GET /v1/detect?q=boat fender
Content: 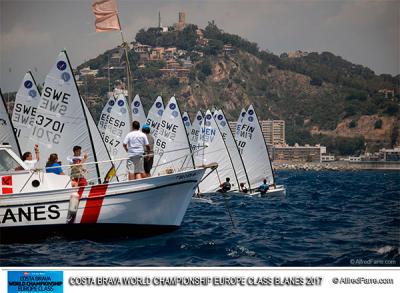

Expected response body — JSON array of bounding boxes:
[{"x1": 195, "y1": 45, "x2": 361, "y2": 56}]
[{"x1": 67, "y1": 191, "x2": 80, "y2": 224}]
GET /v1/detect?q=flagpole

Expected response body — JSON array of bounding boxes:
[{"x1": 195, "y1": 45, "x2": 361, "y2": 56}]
[{"x1": 116, "y1": 14, "x2": 133, "y2": 126}]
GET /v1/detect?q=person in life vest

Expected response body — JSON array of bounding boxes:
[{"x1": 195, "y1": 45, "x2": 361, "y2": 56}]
[
  {"x1": 258, "y1": 179, "x2": 269, "y2": 195},
  {"x1": 67, "y1": 145, "x2": 88, "y2": 187},
  {"x1": 218, "y1": 177, "x2": 231, "y2": 193},
  {"x1": 45, "y1": 153, "x2": 65, "y2": 175}
]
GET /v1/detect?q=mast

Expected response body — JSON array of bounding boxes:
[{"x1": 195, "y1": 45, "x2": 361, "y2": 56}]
[{"x1": 116, "y1": 14, "x2": 133, "y2": 126}]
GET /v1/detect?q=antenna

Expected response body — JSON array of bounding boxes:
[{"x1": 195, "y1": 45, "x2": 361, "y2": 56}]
[{"x1": 158, "y1": 11, "x2": 161, "y2": 28}]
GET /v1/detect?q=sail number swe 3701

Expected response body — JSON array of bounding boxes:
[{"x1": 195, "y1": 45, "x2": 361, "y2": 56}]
[{"x1": 32, "y1": 115, "x2": 65, "y2": 144}]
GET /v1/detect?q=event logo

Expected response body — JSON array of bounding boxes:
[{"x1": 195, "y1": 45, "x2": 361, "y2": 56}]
[
  {"x1": 183, "y1": 116, "x2": 188, "y2": 121},
  {"x1": 24, "y1": 80, "x2": 33, "y2": 89},
  {"x1": 29, "y1": 90, "x2": 37, "y2": 98},
  {"x1": 185, "y1": 122, "x2": 190, "y2": 127},
  {"x1": 132, "y1": 108, "x2": 139, "y2": 114},
  {"x1": 220, "y1": 121, "x2": 226, "y2": 127},
  {"x1": 157, "y1": 109, "x2": 163, "y2": 116},
  {"x1": 133, "y1": 101, "x2": 140, "y2": 107},
  {"x1": 172, "y1": 110, "x2": 179, "y2": 118},
  {"x1": 206, "y1": 114, "x2": 212, "y2": 120},
  {"x1": 248, "y1": 109, "x2": 254, "y2": 115},
  {"x1": 108, "y1": 100, "x2": 115, "y2": 106},
  {"x1": 156, "y1": 102, "x2": 162, "y2": 109},
  {"x1": 197, "y1": 115, "x2": 202, "y2": 121},
  {"x1": 117, "y1": 100, "x2": 125, "y2": 107},
  {"x1": 56, "y1": 61, "x2": 67, "y2": 71},
  {"x1": 241, "y1": 111, "x2": 246, "y2": 117},
  {"x1": 248, "y1": 116, "x2": 254, "y2": 122},
  {"x1": 169, "y1": 103, "x2": 176, "y2": 110},
  {"x1": 8, "y1": 271, "x2": 63, "y2": 293},
  {"x1": 61, "y1": 72, "x2": 70, "y2": 82},
  {"x1": 217, "y1": 114, "x2": 223, "y2": 121}
]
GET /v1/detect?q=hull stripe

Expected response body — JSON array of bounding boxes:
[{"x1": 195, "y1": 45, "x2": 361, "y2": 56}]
[{"x1": 80, "y1": 184, "x2": 108, "y2": 223}]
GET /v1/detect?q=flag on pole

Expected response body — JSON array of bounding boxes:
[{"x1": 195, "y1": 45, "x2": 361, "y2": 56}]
[{"x1": 92, "y1": 0, "x2": 121, "y2": 32}]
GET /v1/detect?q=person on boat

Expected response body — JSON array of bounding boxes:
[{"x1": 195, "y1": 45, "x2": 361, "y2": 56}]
[
  {"x1": 123, "y1": 120, "x2": 150, "y2": 180},
  {"x1": 20, "y1": 144, "x2": 40, "y2": 170},
  {"x1": 218, "y1": 177, "x2": 231, "y2": 193},
  {"x1": 45, "y1": 153, "x2": 65, "y2": 175},
  {"x1": 67, "y1": 145, "x2": 88, "y2": 186},
  {"x1": 240, "y1": 182, "x2": 248, "y2": 193},
  {"x1": 142, "y1": 123, "x2": 154, "y2": 178},
  {"x1": 258, "y1": 179, "x2": 269, "y2": 195}
]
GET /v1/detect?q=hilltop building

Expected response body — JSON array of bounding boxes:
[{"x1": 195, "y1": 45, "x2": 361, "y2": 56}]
[{"x1": 174, "y1": 12, "x2": 187, "y2": 31}]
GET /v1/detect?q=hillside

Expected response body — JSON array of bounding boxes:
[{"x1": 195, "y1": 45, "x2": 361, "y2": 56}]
[{"x1": 73, "y1": 22, "x2": 400, "y2": 155}]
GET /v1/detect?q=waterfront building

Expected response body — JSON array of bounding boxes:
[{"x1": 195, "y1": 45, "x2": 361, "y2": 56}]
[{"x1": 273, "y1": 144, "x2": 324, "y2": 163}]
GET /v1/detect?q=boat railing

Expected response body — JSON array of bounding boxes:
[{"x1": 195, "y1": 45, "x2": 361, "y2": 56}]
[{"x1": 20, "y1": 145, "x2": 210, "y2": 188}]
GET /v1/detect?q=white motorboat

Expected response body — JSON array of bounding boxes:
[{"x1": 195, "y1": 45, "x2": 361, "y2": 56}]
[{"x1": 0, "y1": 145, "x2": 207, "y2": 242}]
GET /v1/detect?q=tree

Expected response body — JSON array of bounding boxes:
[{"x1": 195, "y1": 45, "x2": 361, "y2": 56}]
[{"x1": 168, "y1": 77, "x2": 180, "y2": 89}]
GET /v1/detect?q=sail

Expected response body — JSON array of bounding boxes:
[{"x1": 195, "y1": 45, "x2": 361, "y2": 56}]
[
  {"x1": 215, "y1": 109, "x2": 250, "y2": 190},
  {"x1": 97, "y1": 93, "x2": 130, "y2": 177},
  {"x1": 31, "y1": 50, "x2": 112, "y2": 183},
  {"x1": 182, "y1": 111, "x2": 191, "y2": 134},
  {"x1": 197, "y1": 110, "x2": 238, "y2": 193},
  {"x1": 152, "y1": 96, "x2": 192, "y2": 175},
  {"x1": 82, "y1": 100, "x2": 116, "y2": 180},
  {"x1": 0, "y1": 91, "x2": 21, "y2": 156},
  {"x1": 236, "y1": 105, "x2": 275, "y2": 187},
  {"x1": 189, "y1": 111, "x2": 203, "y2": 151},
  {"x1": 131, "y1": 94, "x2": 146, "y2": 126},
  {"x1": 146, "y1": 96, "x2": 164, "y2": 138},
  {"x1": 11, "y1": 72, "x2": 41, "y2": 155},
  {"x1": 234, "y1": 108, "x2": 247, "y2": 138}
]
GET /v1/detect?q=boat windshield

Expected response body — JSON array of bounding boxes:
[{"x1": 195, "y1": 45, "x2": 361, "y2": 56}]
[{"x1": 0, "y1": 149, "x2": 23, "y2": 172}]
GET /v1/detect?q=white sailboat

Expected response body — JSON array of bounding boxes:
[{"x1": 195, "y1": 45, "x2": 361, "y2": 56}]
[
  {"x1": 214, "y1": 109, "x2": 250, "y2": 191},
  {"x1": 0, "y1": 91, "x2": 21, "y2": 156},
  {"x1": 196, "y1": 110, "x2": 238, "y2": 193},
  {"x1": 0, "y1": 145, "x2": 207, "y2": 243},
  {"x1": 235, "y1": 105, "x2": 286, "y2": 196},
  {"x1": 152, "y1": 96, "x2": 193, "y2": 175},
  {"x1": 146, "y1": 96, "x2": 164, "y2": 138},
  {"x1": 31, "y1": 50, "x2": 113, "y2": 183},
  {"x1": 11, "y1": 72, "x2": 41, "y2": 155},
  {"x1": 131, "y1": 94, "x2": 146, "y2": 126}
]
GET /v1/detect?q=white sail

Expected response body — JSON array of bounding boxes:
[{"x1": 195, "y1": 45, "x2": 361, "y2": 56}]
[
  {"x1": 146, "y1": 96, "x2": 164, "y2": 137},
  {"x1": 236, "y1": 105, "x2": 275, "y2": 187},
  {"x1": 131, "y1": 94, "x2": 146, "y2": 126},
  {"x1": 197, "y1": 110, "x2": 237, "y2": 193},
  {"x1": 83, "y1": 100, "x2": 117, "y2": 180},
  {"x1": 31, "y1": 50, "x2": 112, "y2": 183},
  {"x1": 11, "y1": 72, "x2": 41, "y2": 155},
  {"x1": 152, "y1": 96, "x2": 192, "y2": 175},
  {"x1": 189, "y1": 111, "x2": 203, "y2": 151},
  {"x1": 0, "y1": 91, "x2": 21, "y2": 155},
  {"x1": 97, "y1": 93, "x2": 130, "y2": 177},
  {"x1": 215, "y1": 109, "x2": 250, "y2": 190},
  {"x1": 234, "y1": 108, "x2": 247, "y2": 138}
]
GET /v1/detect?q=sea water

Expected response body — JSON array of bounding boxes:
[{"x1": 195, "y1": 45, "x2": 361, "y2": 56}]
[{"x1": 1, "y1": 170, "x2": 399, "y2": 266}]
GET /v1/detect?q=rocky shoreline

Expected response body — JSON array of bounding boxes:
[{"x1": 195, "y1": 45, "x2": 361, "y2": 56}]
[{"x1": 273, "y1": 161, "x2": 400, "y2": 171}]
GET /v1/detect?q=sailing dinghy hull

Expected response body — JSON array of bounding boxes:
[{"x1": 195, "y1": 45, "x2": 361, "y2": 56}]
[{"x1": 0, "y1": 168, "x2": 205, "y2": 243}]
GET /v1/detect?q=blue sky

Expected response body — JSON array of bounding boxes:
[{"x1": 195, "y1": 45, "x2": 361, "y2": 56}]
[{"x1": 1, "y1": 0, "x2": 398, "y2": 92}]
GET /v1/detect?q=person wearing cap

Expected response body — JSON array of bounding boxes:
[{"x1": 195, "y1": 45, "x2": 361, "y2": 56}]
[{"x1": 142, "y1": 123, "x2": 154, "y2": 177}]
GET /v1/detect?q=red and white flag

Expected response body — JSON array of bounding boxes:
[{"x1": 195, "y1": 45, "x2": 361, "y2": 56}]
[{"x1": 92, "y1": 0, "x2": 121, "y2": 32}]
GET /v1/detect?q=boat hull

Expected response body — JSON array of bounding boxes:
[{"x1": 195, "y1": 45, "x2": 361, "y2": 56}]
[{"x1": 0, "y1": 168, "x2": 205, "y2": 242}]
